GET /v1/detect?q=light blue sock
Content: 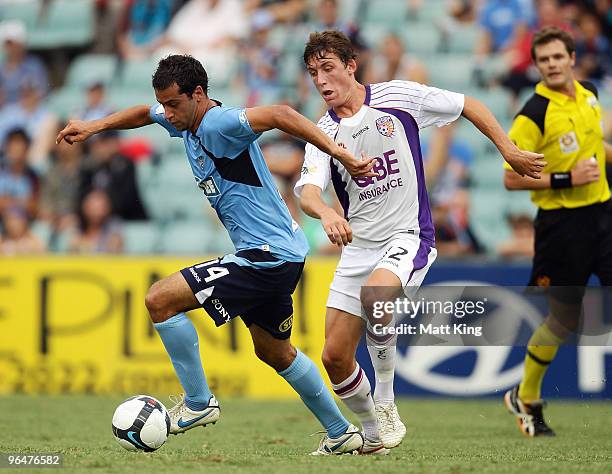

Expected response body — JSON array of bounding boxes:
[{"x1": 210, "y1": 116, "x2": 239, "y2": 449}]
[
  {"x1": 154, "y1": 313, "x2": 212, "y2": 410},
  {"x1": 278, "y1": 349, "x2": 350, "y2": 438}
]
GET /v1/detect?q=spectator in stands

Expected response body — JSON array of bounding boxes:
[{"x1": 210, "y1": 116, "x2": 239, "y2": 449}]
[
  {"x1": 0, "y1": 80, "x2": 58, "y2": 170},
  {"x1": 117, "y1": 0, "x2": 174, "y2": 60},
  {"x1": 156, "y1": 0, "x2": 247, "y2": 76},
  {"x1": 0, "y1": 205, "x2": 46, "y2": 255},
  {"x1": 245, "y1": 0, "x2": 307, "y2": 25},
  {"x1": 39, "y1": 135, "x2": 83, "y2": 233},
  {"x1": 79, "y1": 130, "x2": 148, "y2": 221},
  {"x1": 364, "y1": 33, "x2": 428, "y2": 85},
  {"x1": 432, "y1": 190, "x2": 482, "y2": 257},
  {"x1": 0, "y1": 20, "x2": 48, "y2": 106},
  {"x1": 239, "y1": 14, "x2": 282, "y2": 106},
  {"x1": 497, "y1": 213, "x2": 535, "y2": 258},
  {"x1": 574, "y1": 11, "x2": 610, "y2": 85},
  {"x1": 69, "y1": 189, "x2": 123, "y2": 254},
  {"x1": 475, "y1": 0, "x2": 531, "y2": 58},
  {"x1": 0, "y1": 128, "x2": 39, "y2": 217},
  {"x1": 77, "y1": 80, "x2": 114, "y2": 122}
]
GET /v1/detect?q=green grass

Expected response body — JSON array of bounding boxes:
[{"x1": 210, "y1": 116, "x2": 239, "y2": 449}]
[{"x1": 0, "y1": 396, "x2": 610, "y2": 473}]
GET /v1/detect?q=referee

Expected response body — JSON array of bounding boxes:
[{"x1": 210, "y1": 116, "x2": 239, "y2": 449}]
[{"x1": 502, "y1": 27, "x2": 612, "y2": 437}]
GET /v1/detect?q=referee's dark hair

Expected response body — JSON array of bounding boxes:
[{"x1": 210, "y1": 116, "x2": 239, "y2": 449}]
[
  {"x1": 531, "y1": 26, "x2": 576, "y2": 60},
  {"x1": 303, "y1": 30, "x2": 357, "y2": 67},
  {"x1": 152, "y1": 55, "x2": 209, "y2": 97}
]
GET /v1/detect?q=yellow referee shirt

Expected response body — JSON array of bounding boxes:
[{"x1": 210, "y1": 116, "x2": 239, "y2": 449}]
[{"x1": 506, "y1": 80, "x2": 609, "y2": 210}]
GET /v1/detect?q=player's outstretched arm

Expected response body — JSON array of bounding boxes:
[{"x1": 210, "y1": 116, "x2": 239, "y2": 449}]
[
  {"x1": 300, "y1": 184, "x2": 352, "y2": 247},
  {"x1": 504, "y1": 158, "x2": 600, "y2": 190},
  {"x1": 461, "y1": 96, "x2": 546, "y2": 179},
  {"x1": 56, "y1": 105, "x2": 153, "y2": 145},
  {"x1": 246, "y1": 105, "x2": 376, "y2": 178}
]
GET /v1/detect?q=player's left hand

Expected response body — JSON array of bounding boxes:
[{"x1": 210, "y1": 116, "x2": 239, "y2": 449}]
[
  {"x1": 333, "y1": 147, "x2": 377, "y2": 178},
  {"x1": 504, "y1": 148, "x2": 546, "y2": 179},
  {"x1": 55, "y1": 119, "x2": 98, "y2": 145}
]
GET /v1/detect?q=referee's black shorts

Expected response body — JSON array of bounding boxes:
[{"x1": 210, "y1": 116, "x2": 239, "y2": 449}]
[{"x1": 529, "y1": 200, "x2": 612, "y2": 300}]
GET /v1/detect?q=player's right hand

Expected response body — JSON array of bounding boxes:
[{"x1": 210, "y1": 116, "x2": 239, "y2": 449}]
[
  {"x1": 55, "y1": 120, "x2": 97, "y2": 145},
  {"x1": 333, "y1": 147, "x2": 377, "y2": 178},
  {"x1": 571, "y1": 158, "x2": 600, "y2": 186},
  {"x1": 320, "y1": 209, "x2": 352, "y2": 247}
]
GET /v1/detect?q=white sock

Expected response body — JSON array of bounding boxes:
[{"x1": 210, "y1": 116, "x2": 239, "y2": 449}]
[
  {"x1": 366, "y1": 323, "x2": 397, "y2": 404},
  {"x1": 331, "y1": 363, "x2": 380, "y2": 442}
]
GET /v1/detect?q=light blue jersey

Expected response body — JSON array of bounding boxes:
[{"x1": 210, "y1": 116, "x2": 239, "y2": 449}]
[{"x1": 150, "y1": 103, "x2": 309, "y2": 263}]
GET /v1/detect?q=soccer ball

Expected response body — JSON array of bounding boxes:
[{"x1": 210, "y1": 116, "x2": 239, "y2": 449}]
[{"x1": 112, "y1": 395, "x2": 170, "y2": 452}]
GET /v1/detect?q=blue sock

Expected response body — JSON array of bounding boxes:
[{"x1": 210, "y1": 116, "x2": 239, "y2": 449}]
[
  {"x1": 278, "y1": 349, "x2": 349, "y2": 438},
  {"x1": 154, "y1": 313, "x2": 212, "y2": 410}
]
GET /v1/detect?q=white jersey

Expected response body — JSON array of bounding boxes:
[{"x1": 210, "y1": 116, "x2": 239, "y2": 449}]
[{"x1": 294, "y1": 80, "x2": 464, "y2": 248}]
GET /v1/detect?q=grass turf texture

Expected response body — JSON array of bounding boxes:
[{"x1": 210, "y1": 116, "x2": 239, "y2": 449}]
[{"x1": 0, "y1": 396, "x2": 610, "y2": 473}]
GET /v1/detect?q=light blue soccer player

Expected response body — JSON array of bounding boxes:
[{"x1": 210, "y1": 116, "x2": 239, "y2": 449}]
[{"x1": 56, "y1": 54, "x2": 376, "y2": 455}]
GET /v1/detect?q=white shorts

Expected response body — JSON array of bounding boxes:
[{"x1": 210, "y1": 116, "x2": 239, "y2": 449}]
[{"x1": 326, "y1": 234, "x2": 437, "y2": 319}]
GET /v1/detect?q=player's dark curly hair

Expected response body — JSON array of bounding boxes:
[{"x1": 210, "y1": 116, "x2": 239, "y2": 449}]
[
  {"x1": 531, "y1": 27, "x2": 575, "y2": 60},
  {"x1": 303, "y1": 30, "x2": 357, "y2": 66},
  {"x1": 152, "y1": 55, "x2": 209, "y2": 96}
]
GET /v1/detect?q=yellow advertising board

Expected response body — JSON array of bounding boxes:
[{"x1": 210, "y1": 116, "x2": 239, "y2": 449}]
[{"x1": 0, "y1": 256, "x2": 336, "y2": 398}]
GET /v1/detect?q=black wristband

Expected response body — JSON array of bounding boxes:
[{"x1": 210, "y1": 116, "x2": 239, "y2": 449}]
[{"x1": 550, "y1": 172, "x2": 572, "y2": 189}]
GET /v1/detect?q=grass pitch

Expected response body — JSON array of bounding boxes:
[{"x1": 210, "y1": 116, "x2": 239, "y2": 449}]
[{"x1": 0, "y1": 396, "x2": 610, "y2": 473}]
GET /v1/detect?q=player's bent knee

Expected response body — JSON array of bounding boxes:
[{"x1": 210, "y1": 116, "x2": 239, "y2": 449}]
[
  {"x1": 145, "y1": 282, "x2": 174, "y2": 323},
  {"x1": 254, "y1": 343, "x2": 296, "y2": 372},
  {"x1": 321, "y1": 345, "x2": 352, "y2": 376}
]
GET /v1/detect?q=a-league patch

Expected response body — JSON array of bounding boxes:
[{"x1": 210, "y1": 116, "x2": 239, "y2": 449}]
[
  {"x1": 559, "y1": 131, "x2": 579, "y2": 154},
  {"x1": 375, "y1": 116, "x2": 395, "y2": 137}
]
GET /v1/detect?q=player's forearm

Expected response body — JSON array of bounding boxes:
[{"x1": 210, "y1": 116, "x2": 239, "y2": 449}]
[
  {"x1": 278, "y1": 106, "x2": 341, "y2": 157},
  {"x1": 504, "y1": 170, "x2": 551, "y2": 190},
  {"x1": 299, "y1": 185, "x2": 333, "y2": 220},
  {"x1": 462, "y1": 96, "x2": 516, "y2": 157},
  {"x1": 93, "y1": 105, "x2": 153, "y2": 133}
]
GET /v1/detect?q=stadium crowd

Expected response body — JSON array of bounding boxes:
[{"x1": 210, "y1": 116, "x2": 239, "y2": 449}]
[{"x1": 0, "y1": 0, "x2": 610, "y2": 257}]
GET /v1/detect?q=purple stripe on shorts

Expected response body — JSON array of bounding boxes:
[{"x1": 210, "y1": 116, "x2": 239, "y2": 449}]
[
  {"x1": 334, "y1": 368, "x2": 363, "y2": 396},
  {"x1": 373, "y1": 107, "x2": 435, "y2": 245},
  {"x1": 330, "y1": 158, "x2": 350, "y2": 219},
  {"x1": 408, "y1": 239, "x2": 431, "y2": 283}
]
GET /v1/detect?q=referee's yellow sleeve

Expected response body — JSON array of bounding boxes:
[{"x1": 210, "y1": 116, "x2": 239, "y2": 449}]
[{"x1": 504, "y1": 115, "x2": 543, "y2": 171}]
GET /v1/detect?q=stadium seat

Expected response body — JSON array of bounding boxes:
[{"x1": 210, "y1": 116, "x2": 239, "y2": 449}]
[
  {"x1": 410, "y1": 0, "x2": 447, "y2": 22},
  {"x1": 108, "y1": 88, "x2": 154, "y2": 110},
  {"x1": 122, "y1": 222, "x2": 160, "y2": 254},
  {"x1": 65, "y1": 54, "x2": 118, "y2": 90},
  {"x1": 467, "y1": 88, "x2": 513, "y2": 122},
  {"x1": 117, "y1": 59, "x2": 158, "y2": 90},
  {"x1": 46, "y1": 87, "x2": 84, "y2": 121},
  {"x1": 158, "y1": 219, "x2": 232, "y2": 255},
  {"x1": 470, "y1": 154, "x2": 505, "y2": 190},
  {"x1": 27, "y1": 0, "x2": 95, "y2": 48},
  {"x1": 0, "y1": 0, "x2": 40, "y2": 29},
  {"x1": 403, "y1": 23, "x2": 442, "y2": 55},
  {"x1": 469, "y1": 189, "x2": 512, "y2": 252},
  {"x1": 278, "y1": 54, "x2": 303, "y2": 87},
  {"x1": 424, "y1": 54, "x2": 475, "y2": 90},
  {"x1": 440, "y1": 25, "x2": 480, "y2": 54},
  {"x1": 363, "y1": 0, "x2": 408, "y2": 27}
]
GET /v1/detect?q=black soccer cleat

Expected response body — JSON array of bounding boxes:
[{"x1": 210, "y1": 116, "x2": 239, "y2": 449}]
[{"x1": 504, "y1": 385, "x2": 556, "y2": 437}]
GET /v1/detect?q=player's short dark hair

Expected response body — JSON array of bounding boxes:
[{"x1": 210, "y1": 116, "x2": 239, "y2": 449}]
[
  {"x1": 152, "y1": 54, "x2": 209, "y2": 96},
  {"x1": 303, "y1": 30, "x2": 357, "y2": 67},
  {"x1": 531, "y1": 27, "x2": 575, "y2": 60}
]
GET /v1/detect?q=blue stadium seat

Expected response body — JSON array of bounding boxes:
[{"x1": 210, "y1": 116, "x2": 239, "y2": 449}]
[
  {"x1": 122, "y1": 222, "x2": 160, "y2": 254},
  {"x1": 28, "y1": 0, "x2": 95, "y2": 48},
  {"x1": 363, "y1": 0, "x2": 408, "y2": 27},
  {"x1": 403, "y1": 23, "x2": 442, "y2": 55},
  {"x1": 158, "y1": 219, "x2": 232, "y2": 255},
  {"x1": 424, "y1": 54, "x2": 474, "y2": 90},
  {"x1": 65, "y1": 55, "x2": 118, "y2": 90}
]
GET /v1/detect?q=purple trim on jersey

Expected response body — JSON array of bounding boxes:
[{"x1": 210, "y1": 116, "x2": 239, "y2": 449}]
[
  {"x1": 375, "y1": 107, "x2": 435, "y2": 245},
  {"x1": 328, "y1": 108, "x2": 341, "y2": 123},
  {"x1": 408, "y1": 239, "x2": 431, "y2": 283},
  {"x1": 327, "y1": 85, "x2": 371, "y2": 122},
  {"x1": 330, "y1": 158, "x2": 350, "y2": 219}
]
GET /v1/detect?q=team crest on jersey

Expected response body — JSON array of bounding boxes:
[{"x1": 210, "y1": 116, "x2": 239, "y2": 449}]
[
  {"x1": 197, "y1": 176, "x2": 220, "y2": 197},
  {"x1": 375, "y1": 116, "x2": 395, "y2": 137},
  {"x1": 559, "y1": 131, "x2": 579, "y2": 154}
]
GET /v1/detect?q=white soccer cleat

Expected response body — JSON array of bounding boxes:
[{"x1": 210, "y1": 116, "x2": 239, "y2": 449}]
[
  {"x1": 360, "y1": 437, "x2": 390, "y2": 455},
  {"x1": 167, "y1": 394, "x2": 220, "y2": 435},
  {"x1": 375, "y1": 402, "x2": 406, "y2": 448},
  {"x1": 310, "y1": 423, "x2": 364, "y2": 455}
]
